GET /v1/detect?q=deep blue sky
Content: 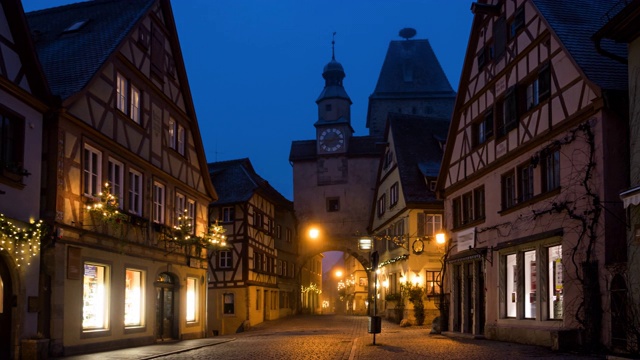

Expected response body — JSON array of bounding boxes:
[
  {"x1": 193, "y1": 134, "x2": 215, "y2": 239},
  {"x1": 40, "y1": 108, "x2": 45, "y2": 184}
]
[{"x1": 22, "y1": 0, "x2": 474, "y2": 200}]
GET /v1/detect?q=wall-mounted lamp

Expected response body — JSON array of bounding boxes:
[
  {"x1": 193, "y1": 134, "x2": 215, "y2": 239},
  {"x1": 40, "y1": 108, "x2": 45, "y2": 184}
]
[{"x1": 436, "y1": 232, "x2": 446, "y2": 245}]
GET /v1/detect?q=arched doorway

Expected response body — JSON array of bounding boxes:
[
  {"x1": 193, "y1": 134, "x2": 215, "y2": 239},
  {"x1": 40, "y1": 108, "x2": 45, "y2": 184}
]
[
  {"x1": 155, "y1": 272, "x2": 178, "y2": 341},
  {"x1": 0, "y1": 256, "x2": 13, "y2": 359},
  {"x1": 610, "y1": 274, "x2": 627, "y2": 351}
]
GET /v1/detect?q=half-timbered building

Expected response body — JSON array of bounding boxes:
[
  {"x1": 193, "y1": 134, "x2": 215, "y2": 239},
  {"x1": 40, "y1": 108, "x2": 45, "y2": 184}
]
[
  {"x1": 207, "y1": 158, "x2": 297, "y2": 335},
  {"x1": 370, "y1": 113, "x2": 449, "y2": 325},
  {"x1": 437, "y1": 0, "x2": 628, "y2": 350},
  {"x1": 0, "y1": 0, "x2": 50, "y2": 358},
  {"x1": 26, "y1": 0, "x2": 217, "y2": 356}
]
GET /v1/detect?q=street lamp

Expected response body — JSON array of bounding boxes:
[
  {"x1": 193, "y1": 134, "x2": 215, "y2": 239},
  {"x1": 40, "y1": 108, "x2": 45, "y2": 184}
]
[{"x1": 359, "y1": 237, "x2": 380, "y2": 345}]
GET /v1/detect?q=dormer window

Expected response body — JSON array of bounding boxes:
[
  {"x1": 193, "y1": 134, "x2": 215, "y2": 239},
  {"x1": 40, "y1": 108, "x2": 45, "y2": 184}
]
[{"x1": 64, "y1": 19, "x2": 88, "y2": 33}]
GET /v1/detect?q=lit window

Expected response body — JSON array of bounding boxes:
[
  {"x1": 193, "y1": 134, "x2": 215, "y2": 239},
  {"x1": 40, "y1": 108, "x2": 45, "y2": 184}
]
[
  {"x1": 548, "y1": 245, "x2": 563, "y2": 319},
  {"x1": 128, "y1": 169, "x2": 143, "y2": 215},
  {"x1": 83, "y1": 144, "x2": 102, "y2": 196},
  {"x1": 116, "y1": 73, "x2": 127, "y2": 114},
  {"x1": 175, "y1": 192, "x2": 186, "y2": 226},
  {"x1": 186, "y1": 277, "x2": 197, "y2": 322},
  {"x1": 187, "y1": 199, "x2": 196, "y2": 232},
  {"x1": 130, "y1": 85, "x2": 141, "y2": 124},
  {"x1": 83, "y1": 262, "x2": 109, "y2": 330},
  {"x1": 153, "y1": 182, "x2": 165, "y2": 223},
  {"x1": 524, "y1": 250, "x2": 537, "y2": 319},
  {"x1": 124, "y1": 269, "x2": 144, "y2": 327},
  {"x1": 417, "y1": 213, "x2": 442, "y2": 237},
  {"x1": 425, "y1": 270, "x2": 440, "y2": 295},
  {"x1": 505, "y1": 254, "x2": 516, "y2": 318}
]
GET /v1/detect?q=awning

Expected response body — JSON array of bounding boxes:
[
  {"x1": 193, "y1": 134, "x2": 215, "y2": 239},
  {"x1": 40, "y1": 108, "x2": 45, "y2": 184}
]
[{"x1": 620, "y1": 185, "x2": 640, "y2": 208}]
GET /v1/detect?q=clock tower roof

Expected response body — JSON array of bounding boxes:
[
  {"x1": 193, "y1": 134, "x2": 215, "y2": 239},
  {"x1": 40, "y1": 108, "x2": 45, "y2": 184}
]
[{"x1": 316, "y1": 34, "x2": 351, "y2": 104}]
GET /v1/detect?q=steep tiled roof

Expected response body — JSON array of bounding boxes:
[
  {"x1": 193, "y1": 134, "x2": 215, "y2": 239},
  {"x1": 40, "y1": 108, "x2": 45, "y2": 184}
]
[
  {"x1": 389, "y1": 113, "x2": 449, "y2": 204},
  {"x1": 370, "y1": 39, "x2": 456, "y2": 98},
  {"x1": 26, "y1": 0, "x2": 154, "y2": 100},
  {"x1": 208, "y1": 158, "x2": 292, "y2": 205},
  {"x1": 289, "y1": 135, "x2": 382, "y2": 162},
  {"x1": 532, "y1": 0, "x2": 627, "y2": 91}
]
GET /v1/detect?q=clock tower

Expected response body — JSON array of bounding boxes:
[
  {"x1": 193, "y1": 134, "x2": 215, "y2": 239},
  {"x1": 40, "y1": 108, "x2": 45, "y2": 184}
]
[{"x1": 315, "y1": 38, "x2": 353, "y2": 155}]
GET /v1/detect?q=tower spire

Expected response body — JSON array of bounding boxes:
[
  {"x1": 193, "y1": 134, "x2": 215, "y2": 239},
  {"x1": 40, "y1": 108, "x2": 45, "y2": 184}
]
[{"x1": 332, "y1": 32, "x2": 336, "y2": 60}]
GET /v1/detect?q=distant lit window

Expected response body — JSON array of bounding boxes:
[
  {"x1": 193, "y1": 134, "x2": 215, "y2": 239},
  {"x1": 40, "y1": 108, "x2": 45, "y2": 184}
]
[
  {"x1": 124, "y1": 269, "x2": 143, "y2": 327},
  {"x1": 186, "y1": 277, "x2": 197, "y2": 322},
  {"x1": 83, "y1": 262, "x2": 109, "y2": 330}
]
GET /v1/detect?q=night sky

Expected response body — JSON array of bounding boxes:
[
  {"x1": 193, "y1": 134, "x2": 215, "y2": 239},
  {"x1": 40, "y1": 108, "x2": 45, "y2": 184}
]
[{"x1": 21, "y1": 0, "x2": 474, "y2": 200}]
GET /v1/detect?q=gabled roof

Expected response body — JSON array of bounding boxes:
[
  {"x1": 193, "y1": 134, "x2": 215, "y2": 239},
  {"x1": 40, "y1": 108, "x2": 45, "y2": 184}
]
[
  {"x1": 26, "y1": 0, "x2": 154, "y2": 100},
  {"x1": 2, "y1": 0, "x2": 51, "y2": 102},
  {"x1": 289, "y1": 135, "x2": 381, "y2": 162},
  {"x1": 388, "y1": 113, "x2": 449, "y2": 205},
  {"x1": 369, "y1": 39, "x2": 457, "y2": 99},
  {"x1": 532, "y1": 0, "x2": 627, "y2": 91},
  {"x1": 208, "y1": 158, "x2": 292, "y2": 206}
]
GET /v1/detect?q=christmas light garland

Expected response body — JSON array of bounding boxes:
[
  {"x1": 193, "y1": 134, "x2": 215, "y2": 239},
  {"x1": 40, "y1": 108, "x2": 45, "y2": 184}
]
[{"x1": 0, "y1": 213, "x2": 45, "y2": 267}]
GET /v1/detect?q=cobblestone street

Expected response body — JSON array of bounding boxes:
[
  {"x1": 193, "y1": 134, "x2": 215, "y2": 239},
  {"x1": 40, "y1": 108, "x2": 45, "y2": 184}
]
[{"x1": 161, "y1": 315, "x2": 604, "y2": 360}]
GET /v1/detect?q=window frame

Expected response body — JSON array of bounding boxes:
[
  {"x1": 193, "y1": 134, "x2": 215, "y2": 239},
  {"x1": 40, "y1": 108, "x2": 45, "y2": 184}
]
[
  {"x1": 152, "y1": 181, "x2": 165, "y2": 224},
  {"x1": 128, "y1": 168, "x2": 143, "y2": 216},
  {"x1": 541, "y1": 148, "x2": 560, "y2": 192},
  {"x1": 326, "y1": 197, "x2": 340, "y2": 212},
  {"x1": 175, "y1": 192, "x2": 186, "y2": 226},
  {"x1": 108, "y1": 158, "x2": 124, "y2": 207},
  {"x1": 377, "y1": 194, "x2": 387, "y2": 217},
  {"x1": 222, "y1": 206, "x2": 235, "y2": 223},
  {"x1": 219, "y1": 250, "x2": 232, "y2": 269},
  {"x1": 83, "y1": 144, "x2": 102, "y2": 197},
  {"x1": 501, "y1": 170, "x2": 516, "y2": 210},
  {"x1": 518, "y1": 162, "x2": 534, "y2": 203},
  {"x1": 390, "y1": 182, "x2": 399, "y2": 207}
]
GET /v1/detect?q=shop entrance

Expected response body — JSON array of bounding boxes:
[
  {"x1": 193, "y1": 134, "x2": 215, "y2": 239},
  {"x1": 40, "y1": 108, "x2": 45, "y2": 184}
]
[
  {"x1": 0, "y1": 257, "x2": 12, "y2": 359},
  {"x1": 155, "y1": 273, "x2": 177, "y2": 341}
]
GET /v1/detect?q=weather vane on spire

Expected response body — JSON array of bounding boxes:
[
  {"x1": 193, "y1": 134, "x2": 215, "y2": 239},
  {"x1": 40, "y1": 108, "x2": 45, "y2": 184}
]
[{"x1": 332, "y1": 31, "x2": 336, "y2": 60}]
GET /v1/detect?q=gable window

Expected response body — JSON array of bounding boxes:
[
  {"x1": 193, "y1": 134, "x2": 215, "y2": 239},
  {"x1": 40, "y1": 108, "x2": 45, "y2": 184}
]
[
  {"x1": 477, "y1": 43, "x2": 494, "y2": 71},
  {"x1": 497, "y1": 87, "x2": 517, "y2": 137},
  {"x1": 254, "y1": 211, "x2": 264, "y2": 230},
  {"x1": 377, "y1": 194, "x2": 387, "y2": 217},
  {"x1": 116, "y1": 73, "x2": 141, "y2": 124},
  {"x1": 522, "y1": 64, "x2": 551, "y2": 113},
  {"x1": 382, "y1": 150, "x2": 393, "y2": 171},
  {"x1": 219, "y1": 250, "x2": 232, "y2": 268},
  {"x1": 128, "y1": 169, "x2": 142, "y2": 215},
  {"x1": 501, "y1": 170, "x2": 516, "y2": 210},
  {"x1": 509, "y1": 6, "x2": 525, "y2": 39},
  {"x1": 168, "y1": 118, "x2": 176, "y2": 149},
  {"x1": 152, "y1": 182, "x2": 165, "y2": 224},
  {"x1": 390, "y1": 182, "x2": 399, "y2": 207},
  {"x1": 108, "y1": 158, "x2": 124, "y2": 207},
  {"x1": 177, "y1": 124, "x2": 185, "y2": 155},
  {"x1": 494, "y1": 15, "x2": 507, "y2": 59},
  {"x1": 473, "y1": 109, "x2": 494, "y2": 147},
  {"x1": 151, "y1": 23, "x2": 165, "y2": 78},
  {"x1": 326, "y1": 197, "x2": 340, "y2": 212},
  {"x1": 518, "y1": 162, "x2": 534, "y2": 202},
  {"x1": 542, "y1": 148, "x2": 560, "y2": 192},
  {"x1": 222, "y1": 207, "x2": 235, "y2": 223},
  {"x1": 83, "y1": 144, "x2": 102, "y2": 196}
]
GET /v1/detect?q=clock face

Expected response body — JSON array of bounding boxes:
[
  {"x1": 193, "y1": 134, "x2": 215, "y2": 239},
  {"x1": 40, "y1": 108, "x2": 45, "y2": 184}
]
[{"x1": 319, "y1": 128, "x2": 345, "y2": 152}]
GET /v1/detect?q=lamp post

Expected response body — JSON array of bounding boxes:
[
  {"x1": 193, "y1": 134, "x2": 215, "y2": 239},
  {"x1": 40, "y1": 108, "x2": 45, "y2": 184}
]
[
  {"x1": 359, "y1": 237, "x2": 380, "y2": 345},
  {"x1": 433, "y1": 232, "x2": 450, "y2": 334}
]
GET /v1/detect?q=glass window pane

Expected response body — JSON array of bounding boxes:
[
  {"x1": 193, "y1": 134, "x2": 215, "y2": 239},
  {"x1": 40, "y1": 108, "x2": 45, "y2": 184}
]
[
  {"x1": 548, "y1": 245, "x2": 563, "y2": 319},
  {"x1": 505, "y1": 254, "x2": 516, "y2": 317},
  {"x1": 186, "y1": 277, "x2": 197, "y2": 322},
  {"x1": 524, "y1": 250, "x2": 536, "y2": 319},
  {"x1": 125, "y1": 269, "x2": 143, "y2": 326},
  {"x1": 83, "y1": 263, "x2": 109, "y2": 330}
]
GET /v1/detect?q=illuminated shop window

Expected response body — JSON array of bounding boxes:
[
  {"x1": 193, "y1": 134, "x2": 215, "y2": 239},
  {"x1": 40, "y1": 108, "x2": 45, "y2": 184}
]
[
  {"x1": 186, "y1": 277, "x2": 197, "y2": 322},
  {"x1": 83, "y1": 263, "x2": 109, "y2": 330},
  {"x1": 124, "y1": 269, "x2": 144, "y2": 327},
  {"x1": 524, "y1": 250, "x2": 537, "y2": 319},
  {"x1": 548, "y1": 245, "x2": 563, "y2": 319},
  {"x1": 505, "y1": 254, "x2": 516, "y2": 318}
]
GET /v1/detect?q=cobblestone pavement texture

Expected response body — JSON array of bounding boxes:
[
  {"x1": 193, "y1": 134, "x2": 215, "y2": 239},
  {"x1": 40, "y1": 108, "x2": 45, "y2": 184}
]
[{"x1": 56, "y1": 315, "x2": 608, "y2": 360}]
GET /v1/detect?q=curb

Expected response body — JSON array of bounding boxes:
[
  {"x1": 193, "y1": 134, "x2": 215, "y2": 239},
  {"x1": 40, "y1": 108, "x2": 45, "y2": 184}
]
[{"x1": 140, "y1": 338, "x2": 237, "y2": 359}]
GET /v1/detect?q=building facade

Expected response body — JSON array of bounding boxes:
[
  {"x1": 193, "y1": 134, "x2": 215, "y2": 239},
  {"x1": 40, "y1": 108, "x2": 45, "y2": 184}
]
[
  {"x1": 438, "y1": 0, "x2": 628, "y2": 351},
  {"x1": 27, "y1": 0, "x2": 217, "y2": 355},
  {"x1": 0, "y1": 0, "x2": 49, "y2": 358},
  {"x1": 207, "y1": 158, "x2": 298, "y2": 335},
  {"x1": 370, "y1": 114, "x2": 449, "y2": 325}
]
